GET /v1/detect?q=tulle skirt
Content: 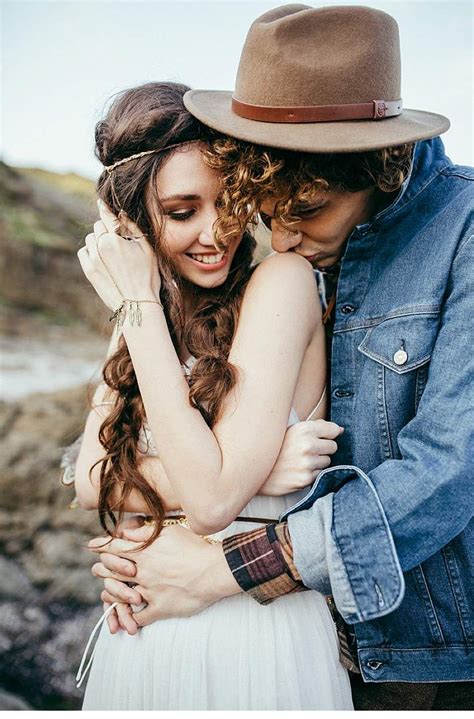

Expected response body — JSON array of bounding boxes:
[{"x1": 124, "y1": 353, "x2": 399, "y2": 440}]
[{"x1": 82, "y1": 586, "x2": 353, "y2": 710}]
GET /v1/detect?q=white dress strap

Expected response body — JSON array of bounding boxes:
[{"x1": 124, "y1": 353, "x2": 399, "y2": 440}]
[
  {"x1": 304, "y1": 386, "x2": 327, "y2": 422},
  {"x1": 76, "y1": 602, "x2": 119, "y2": 688}
]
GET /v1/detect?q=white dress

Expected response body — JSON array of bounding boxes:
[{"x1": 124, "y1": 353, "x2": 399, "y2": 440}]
[{"x1": 81, "y1": 374, "x2": 353, "y2": 710}]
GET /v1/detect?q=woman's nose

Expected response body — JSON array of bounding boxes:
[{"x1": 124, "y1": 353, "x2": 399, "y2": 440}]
[
  {"x1": 271, "y1": 221, "x2": 303, "y2": 253},
  {"x1": 198, "y1": 208, "x2": 219, "y2": 246}
]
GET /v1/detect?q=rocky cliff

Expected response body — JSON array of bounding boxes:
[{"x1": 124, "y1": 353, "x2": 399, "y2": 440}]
[
  {"x1": 0, "y1": 161, "x2": 109, "y2": 332},
  {"x1": 0, "y1": 163, "x2": 109, "y2": 709},
  {"x1": 0, "y1": 385, "x2": 106, "y2": 709}
]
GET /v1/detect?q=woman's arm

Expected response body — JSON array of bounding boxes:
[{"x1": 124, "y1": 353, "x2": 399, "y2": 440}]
[
  {"x1": 74, "y1": 405, "x2": 180, "y2": 512},
  {"x1": 122, "y1": 252, "x2": 322, "y2": 535},
  {"x1": 74, "y1": 330, "x2": 180, "y2": 512}
]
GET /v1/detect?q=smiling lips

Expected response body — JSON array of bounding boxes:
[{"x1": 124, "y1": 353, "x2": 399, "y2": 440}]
[{"x1": 186, "y1": 251, "x2": 228, "y2": 270}]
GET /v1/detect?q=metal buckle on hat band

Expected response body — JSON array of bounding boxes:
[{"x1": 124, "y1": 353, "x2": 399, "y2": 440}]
[
  {"x1": 373, "y1": 99, "x2": 403, "y2": 120},
  {"x1": 231, "y1": 96, "x2": 403, "y2": 123}
]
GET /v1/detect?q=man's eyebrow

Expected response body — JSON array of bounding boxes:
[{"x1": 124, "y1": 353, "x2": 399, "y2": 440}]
[
  {"x1": 160, "y1": 193, "x2": 200, "y2": 202},
  {"x1": 261, "y1": 199, "x2": 327, "y2": 218}
]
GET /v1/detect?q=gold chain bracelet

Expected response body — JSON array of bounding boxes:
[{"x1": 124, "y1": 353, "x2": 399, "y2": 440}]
[
  {"x1": 109, "y1": 299, "x2": 163, "y2": 332},
  {"x1": 144, "y1": 516, "x2": 221, "y2": 545}
]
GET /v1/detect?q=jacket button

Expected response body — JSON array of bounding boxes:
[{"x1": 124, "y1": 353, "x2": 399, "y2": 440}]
[
  {"x1": 334, "y1": 389, "x2": 354, "y2": 398},
  {"x1": 367, "y1": 660, "x2": 384, "y2": 670},
  {"x1": 341, "y1": 304, "x2": 356, "y2": 315},
  {"x1": 393, "y1": 349, "x2": 408, "y2": 365}
]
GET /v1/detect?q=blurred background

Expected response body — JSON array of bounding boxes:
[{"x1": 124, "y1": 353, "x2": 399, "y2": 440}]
[{"x1": 1, "y1": 0, "x2": 472, "y2": 709}]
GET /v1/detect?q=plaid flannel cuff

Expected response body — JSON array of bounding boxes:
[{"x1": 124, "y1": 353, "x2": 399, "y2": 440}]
[{"x1": 222, "y1": 521, "x2": 307, "y2": 605}]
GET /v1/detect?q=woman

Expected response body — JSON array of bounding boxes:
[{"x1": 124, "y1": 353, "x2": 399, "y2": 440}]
[{"x1": 74, "y1": 81, "x2": 352, "y2": 710}]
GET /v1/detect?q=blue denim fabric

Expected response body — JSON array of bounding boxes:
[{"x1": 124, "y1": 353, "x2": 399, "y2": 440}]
[{"x1": 281, "y1": 138, "x2": 474, "y2": 682}]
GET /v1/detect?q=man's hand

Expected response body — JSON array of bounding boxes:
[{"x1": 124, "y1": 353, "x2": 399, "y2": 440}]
[{"x1": 89, "y1": 523, "x2": 240, "y2": 633}]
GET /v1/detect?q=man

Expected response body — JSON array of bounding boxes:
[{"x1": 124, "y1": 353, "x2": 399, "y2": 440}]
[{"x1": 88, "y1": 5, "x2": 473, "y2": 710}]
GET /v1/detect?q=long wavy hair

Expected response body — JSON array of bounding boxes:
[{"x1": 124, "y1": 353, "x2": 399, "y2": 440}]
[
  {"x1": 204, "y1": 138, "x2": 414, "y2": 244},
  {"x1": 93, "y1": 82, "x2": 256, "y2": 545}
]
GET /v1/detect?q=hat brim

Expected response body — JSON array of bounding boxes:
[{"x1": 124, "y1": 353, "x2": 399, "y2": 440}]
[{"x1": 184, "y1": 90, "x2": 450, "y2": 152}]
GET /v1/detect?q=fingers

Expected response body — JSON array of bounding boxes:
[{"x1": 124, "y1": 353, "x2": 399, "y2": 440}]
[
  {"x1": 86, "y1": 227, "x2": 104, "y2": 265},
  {"x1": 79, "y1": 232, "x2": 107, "y2": 278},
  {"x1": 91, "y1": 555, "x2": 136, "y2": 582},
  {"x1": 98, "y1": 199, "x2": 121, "y2": 234},
  {"x1": 101, "y1": 589, "x2": 120, "y2": 605},
  {"x1": 103, "y1": 577, "x2": 144, "y2": 606},
  {"x1": 100, "y1": 552, "x2": 137, "y2": 578},
  {"x1": 314, "y1": 438, "x2": 338, "y2": 455},
  {"x1": 88, "y1": 536, "x2": 139, "y2": 555},
  {"x1": 97, "y1": 199, "x2": 152, "y2": 254},
  {"x1": 132, "y1": 604, "x2": 157, "y2": 628},
  {"x1": 115, "y1": 602, "x2": 139, "y2": 635},
  {"x1": 77, "y1": 244, "x2": 93, "y2": 277},
  {"x1": 121, "y1": 524, "x2": 156, "y2": 543},
  {"x1": 103, "y1": 601, "x2": 120, "y2": 634},
  {"x1": 102, "y1": 599, "x2": 139, "y2": 635},
  {"x1": 93, "y1": 220, "x2": 108, "y2": 240},
  {"x1": 312, "y1": 454, "x2": 332, "y2": 471},
  {"x1": 308, "y1": 419, "x2": 344, "y2": 440}
]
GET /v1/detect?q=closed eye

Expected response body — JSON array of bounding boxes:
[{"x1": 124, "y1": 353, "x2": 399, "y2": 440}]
[
  {"x1": 259, "y1": 205, "x2": 324, "y2": 229},
  {"x1": 166, "y1": 209, "x2": 195, "y2": 222},
  {"x1": 294, "y1": 204, "x2": 325, "y2": 218}
]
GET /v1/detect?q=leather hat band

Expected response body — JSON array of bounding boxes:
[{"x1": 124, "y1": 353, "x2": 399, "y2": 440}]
[{"x1": 232, "y1": 97, "x2": 403, "y2": 123}]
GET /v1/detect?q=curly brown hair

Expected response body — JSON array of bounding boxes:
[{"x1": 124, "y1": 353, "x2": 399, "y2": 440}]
[
  {"x1": 93, "y1": 82, "x2": 255, "y2": 546},
  {"x1": 204, "y1": 137, "x2": 414, "y2": 244}
]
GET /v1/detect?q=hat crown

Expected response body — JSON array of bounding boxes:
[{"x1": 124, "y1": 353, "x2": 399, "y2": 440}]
[{"x1": 235, "y1": 5, "x2": 401, "y2": 107}]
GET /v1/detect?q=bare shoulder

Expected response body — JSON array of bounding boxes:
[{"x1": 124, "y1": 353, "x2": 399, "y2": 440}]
[
  {"x1": 233, "y1": 252, "x2": 321, "y2": 348},
  {"x1": 244, "y1": 252, "x2": 318, "y2": 307},
  {"x1": 253, "y1": 251, "x2": 316, "y2": 281}
]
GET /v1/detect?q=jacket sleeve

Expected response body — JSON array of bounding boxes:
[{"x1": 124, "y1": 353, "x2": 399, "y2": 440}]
[{"x1": 286, "y1": 232, "x2": 474, "y2": 623}]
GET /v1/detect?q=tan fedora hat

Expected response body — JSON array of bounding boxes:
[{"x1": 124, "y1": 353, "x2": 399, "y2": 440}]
[{"x1": 184, "y1": 4, "x2": 450, "y2": 152}]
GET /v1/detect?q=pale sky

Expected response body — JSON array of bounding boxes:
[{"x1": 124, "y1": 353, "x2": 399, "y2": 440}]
[{"x1": 2, "y1": 0, "x2": 473, "y2": 180}]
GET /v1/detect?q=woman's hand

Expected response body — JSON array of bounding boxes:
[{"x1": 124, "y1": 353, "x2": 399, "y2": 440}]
[
  {"x1": 92, "y1": 516, "x2": 145, "y2": 634},
  {"x1": 89, "y1": 523, "x2": 239, "y2": 633},
  {"x1": 77, "y1": 201, "x2": 161, "y2": 311},
  {"x1": 259, "y1": 419, "x2": 344, "y2": 496}
]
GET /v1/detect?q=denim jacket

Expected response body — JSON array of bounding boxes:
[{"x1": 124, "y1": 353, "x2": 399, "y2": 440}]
[{"x1": 280, "y1": 138, "x2": 474, "y2": 683}]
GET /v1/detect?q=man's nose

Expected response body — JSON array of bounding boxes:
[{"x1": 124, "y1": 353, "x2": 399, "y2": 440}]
[{"x1": 271, "y1": 221, "x2": 303, "y2": 253}]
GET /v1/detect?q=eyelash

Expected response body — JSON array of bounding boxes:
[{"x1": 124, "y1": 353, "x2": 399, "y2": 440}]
[
  {"x1": 167, "y1": 210, "x2": 195, "y2": 222},
  {"x1": 260, "y1": 206, "x2": 324, "y2": 229},
  {"x1": 293, "y1": 205, "x2": 325, "y2": 220}
]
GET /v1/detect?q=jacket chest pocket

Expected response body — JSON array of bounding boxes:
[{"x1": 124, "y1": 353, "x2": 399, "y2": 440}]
[{"x1": 357, "y1": 311, "x2": 440, "y2": 459}]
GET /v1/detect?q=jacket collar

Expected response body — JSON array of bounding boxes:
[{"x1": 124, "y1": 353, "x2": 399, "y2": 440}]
[{"x1": 357, "y1": 137, "x2": 452, "y2": 231}]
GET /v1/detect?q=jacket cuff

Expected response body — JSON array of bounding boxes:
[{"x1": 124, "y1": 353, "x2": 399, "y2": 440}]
[
  {"x1": 281, "y1": 465, "x2": 405, "y2": 624},
  {"x1": 288, "y1": 493, "x2": 335, "y2": 596}
]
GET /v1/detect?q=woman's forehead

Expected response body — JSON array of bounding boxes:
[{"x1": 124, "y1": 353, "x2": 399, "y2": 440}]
[{"x1": 157, "y1": 146, "x2": 218, "y2": 199}]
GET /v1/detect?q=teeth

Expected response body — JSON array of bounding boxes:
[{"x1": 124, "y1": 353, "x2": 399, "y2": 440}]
[{"x1": 190, "y1": 252, "x2": 224, "y2": 265}]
